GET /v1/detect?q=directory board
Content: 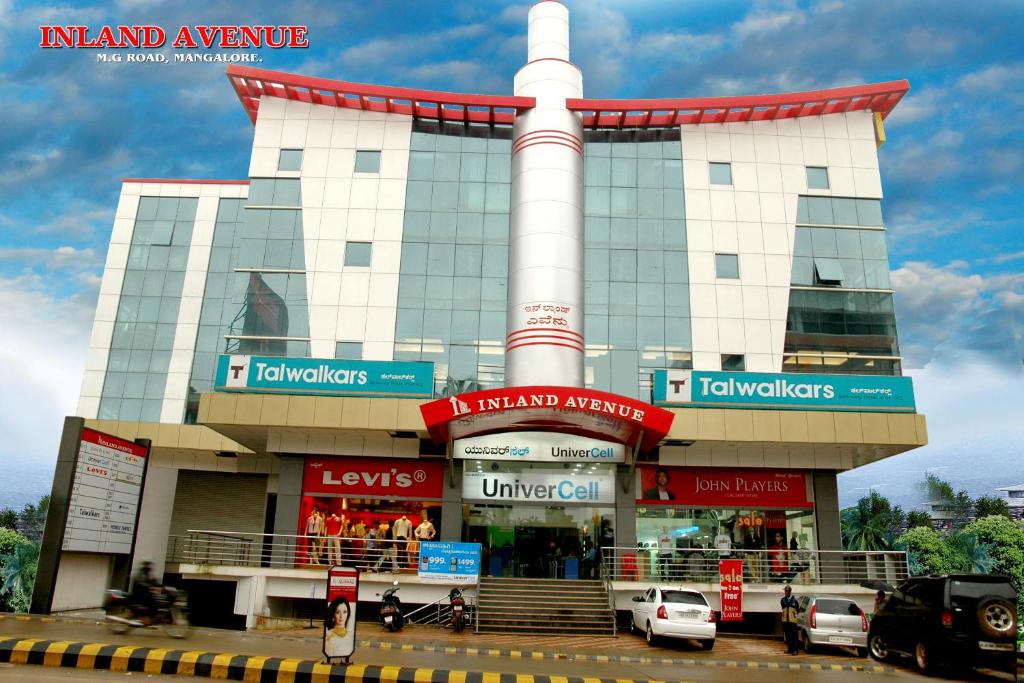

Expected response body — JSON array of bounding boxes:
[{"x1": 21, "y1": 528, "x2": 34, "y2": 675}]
[{"x1": 61, "y1": 428, "x2": 148, "y2": 554}]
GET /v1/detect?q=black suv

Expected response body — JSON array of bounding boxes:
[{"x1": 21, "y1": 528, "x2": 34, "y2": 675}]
[{"x1": 868, "y1": 574, "x2": 1017, "y2": 675}]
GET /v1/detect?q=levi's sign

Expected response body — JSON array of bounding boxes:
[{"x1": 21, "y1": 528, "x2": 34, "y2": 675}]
[
  {"x1": 215, "y1": 355, "x2": 433, "y2": 398},
  {"x1": 653, "y1": 369, "x2": 915, "y2": 412},
  {"x1": 454, "y1": 432, "x2": 626, "y2": 463},
  {"x1": 302, "y1": 457, "x2": 444, "y2": 499}
]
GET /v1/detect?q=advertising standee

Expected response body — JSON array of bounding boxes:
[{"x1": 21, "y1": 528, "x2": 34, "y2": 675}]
[
  {"x1": 323, "y1": 566, "x2": 358, "y2": 662},
  {"x1": 418, "y1": 542, "x2": 481, "y2": 585},
  {"x1": 719, "y1": 559, "x2": 743, "y2": 622}
]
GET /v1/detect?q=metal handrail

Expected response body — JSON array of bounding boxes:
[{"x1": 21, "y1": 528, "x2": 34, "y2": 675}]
[
  {"x1": 168, "y1": 530, "x2": 428, "y2": 571},
  {"x1": 599, "y1": 546, "x2": 908, "y2": 586}
]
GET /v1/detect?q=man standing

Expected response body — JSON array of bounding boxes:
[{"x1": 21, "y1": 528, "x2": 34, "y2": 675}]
[{"x1": 780, "y1": 585, "x2": 800, "y2": 655}]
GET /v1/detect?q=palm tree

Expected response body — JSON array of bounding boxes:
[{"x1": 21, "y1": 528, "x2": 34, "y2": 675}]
[
  {"x1": 947, "y1": 531, "x2": 994, "y2": 574},
  {"x1": 0, "y1": 540, "x2": 39, "y2": 613},
  {"x1": 841, "y1": 492, "x2": 905, "y2": 551}
]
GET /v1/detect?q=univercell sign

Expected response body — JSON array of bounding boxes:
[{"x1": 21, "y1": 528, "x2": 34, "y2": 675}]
[
  {"x1": 653, "y1": 370, "x2": 915, "y2": 412},
  {"x1": 454, "y1": 432, "x2": 626, "y2": 463},
  {"x1": 215, "y1": 355, "x2": 434, "y2": 398},
  {"x1": 463, "y1": 471, "x2": 615, "y2": 504}
]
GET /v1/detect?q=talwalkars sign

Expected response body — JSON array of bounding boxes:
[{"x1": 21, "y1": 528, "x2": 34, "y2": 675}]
[
  {"x1": 215, "y1": 355, "x2": 434, "y2": 398},
  {"x1": 653, "y1": 370, "x2": 915, "y2": 412}
]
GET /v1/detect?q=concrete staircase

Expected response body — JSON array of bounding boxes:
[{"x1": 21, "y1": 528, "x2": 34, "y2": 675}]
[{"x1": 475, "y1": 577, "x2": 616, "y2": 636}]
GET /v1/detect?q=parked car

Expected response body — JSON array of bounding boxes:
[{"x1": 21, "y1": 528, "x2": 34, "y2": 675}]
[
  {"x1": 795, "y1": 594, "x2": 868, "y2": 656},
  {"x1": 867, "y1": 574, "x2": 1018, "y2": 676},
  {"x1": 630, "y1": 586, "x2": 716, "y2": 649}
]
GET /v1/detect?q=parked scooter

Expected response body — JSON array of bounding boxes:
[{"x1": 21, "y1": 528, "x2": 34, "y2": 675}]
[
  {"x1": 449, "y1": 588, "x2": 466, "y2": 633},
  {"x1": 378, "y1": 580, "x2": 404, "y2": 631},
  {"x1": 104, "y1": 585, "x2": 190, "y2": 638}
]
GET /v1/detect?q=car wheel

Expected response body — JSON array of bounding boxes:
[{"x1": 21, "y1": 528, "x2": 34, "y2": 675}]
[
  {"x1": 914, "y1": 641, "x2": 934, "y2": 674},
  {"x1": 868, "y1": 633, "x2": 891, "y2": 662},
  {"x1": 629, "y1": 613, "x2": 637, "y2": 634},
  {"x1": 701, "y1": 639, "x2": 715, "y2": 651},
  {"x1": 800, "y1": 630, "x2": 814, "y2": 654},
  {"x1": 977, "y1": 597, "x2": 1016, "y2": 640},
  {"x1": 645, "y1": 622, "x2": 657, "y2": 646}
]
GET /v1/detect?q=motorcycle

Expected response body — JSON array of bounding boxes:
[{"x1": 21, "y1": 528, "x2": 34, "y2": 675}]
[
  {"x1": 449, "y1": 588, "x2": 466, "y2": 633},
  {"x1": 104, "y1": 585, "x2": 190, "y2": 639},
  {"x1": 378, "y1": 580, "x2": 404, "y2": 631}
]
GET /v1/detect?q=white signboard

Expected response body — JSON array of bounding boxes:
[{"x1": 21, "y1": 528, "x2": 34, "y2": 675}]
[
  {"x1": 62, "y1": 428, "x2": 148, "y2": 554},
  {"x1": 463, "y1": 471, "x2": 616, "y2": 504},
  {"x1": 455, "y1": 431, "x2": 626, "y2": 463}
]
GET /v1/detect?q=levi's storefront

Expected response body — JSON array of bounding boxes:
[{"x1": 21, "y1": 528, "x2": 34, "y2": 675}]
[
  {"x1": 456, "y1": 432, "x2": 624, "y2": 579},
  {"x1": 297, "y1": 456, "x2": 445, "y2": 567},
  {"x1": 634, "y1": 465, "x2": 816, "y2": 578}
]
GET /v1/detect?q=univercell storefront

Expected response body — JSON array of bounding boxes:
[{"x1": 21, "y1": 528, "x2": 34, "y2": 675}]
[{"x1": 455, "y1": 432, "x2": 625, "y2": 578}]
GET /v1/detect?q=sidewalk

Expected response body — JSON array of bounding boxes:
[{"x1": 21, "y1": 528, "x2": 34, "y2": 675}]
[{"x1": 7, "y1": 612, "x2": 888, "y2": 673}]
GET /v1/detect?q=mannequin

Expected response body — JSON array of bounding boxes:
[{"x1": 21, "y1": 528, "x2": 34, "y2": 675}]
[{"x1": 392, "y1": 514, "x2": 413, "y2": 568}]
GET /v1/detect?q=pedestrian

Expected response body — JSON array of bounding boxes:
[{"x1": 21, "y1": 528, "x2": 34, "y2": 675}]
[
  {"x1": 873, "y1": 589, "x2": 887, "y2": 616},
  {"x1": 780, "y1": 584, "x2": 800, "y2": 655}
]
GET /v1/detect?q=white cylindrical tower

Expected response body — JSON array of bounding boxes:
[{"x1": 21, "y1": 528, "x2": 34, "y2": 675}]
[{"x1": 505, "y1": 0, "x2": 585, "y2": 387}]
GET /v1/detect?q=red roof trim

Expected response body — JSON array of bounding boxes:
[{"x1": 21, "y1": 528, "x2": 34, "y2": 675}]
[
  {"x1": 122, "y1": 178, "x2": 250, "y2": 185},
  {"x1": 566, "y1": 80, "x2": 910, "y2": 129},
  {"x1": 226, "y1": 65, "x2": 535, "y2": 126}
]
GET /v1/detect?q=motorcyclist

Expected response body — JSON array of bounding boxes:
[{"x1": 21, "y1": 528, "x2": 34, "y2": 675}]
[{"x1": 130, "y1": 561, "x2": 160, "y2": 623}]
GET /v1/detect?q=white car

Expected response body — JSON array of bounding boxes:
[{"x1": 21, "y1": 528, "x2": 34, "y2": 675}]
[{"x1": 630, "y1": 586, "x2": 717, "y2": 649}]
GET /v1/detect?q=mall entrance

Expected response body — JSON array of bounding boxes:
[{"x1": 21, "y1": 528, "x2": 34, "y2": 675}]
[{"x1": 464, "y1": 503, "x2": 614, "y2": 579}]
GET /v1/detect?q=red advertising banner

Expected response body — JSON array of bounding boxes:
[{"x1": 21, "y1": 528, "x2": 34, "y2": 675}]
[
  {"x1": 636, "y1": 466, "x2": 812, "y2": 508},
  {"x1": 302, "y1": 457, "x2": 444, "y2": 499},
  {"x1": 719, "y1": 559, "x2": 743, "y2": 622},
  {"x1": 327, "y1": 565, "x2": 359, "y2": 603}
]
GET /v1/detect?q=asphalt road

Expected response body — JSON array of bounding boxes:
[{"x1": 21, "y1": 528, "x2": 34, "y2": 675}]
[{"x1": 1, "y1": 618, "x2": 1015, "y2": 682}]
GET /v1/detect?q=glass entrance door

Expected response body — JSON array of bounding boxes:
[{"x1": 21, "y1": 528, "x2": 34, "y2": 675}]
[{"x1": 464, "y1": 503, "x2": 614, "y2": 579}]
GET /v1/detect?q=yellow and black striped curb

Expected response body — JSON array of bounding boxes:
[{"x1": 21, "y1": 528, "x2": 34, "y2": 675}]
[
  {"x1": 359, "y1": 639, "x2": 891, "y2": 673},
  {"x1": 1, "y1": 637, "x2": 699, "y2": 683}
]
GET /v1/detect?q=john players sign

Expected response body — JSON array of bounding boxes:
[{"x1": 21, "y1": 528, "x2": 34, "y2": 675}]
[
  {"x1": 653, "y1": 370, "x2": 915, "y2": 412},
  {"x1": 215, "y1": 355, "x2": 433, "y2": 398}
]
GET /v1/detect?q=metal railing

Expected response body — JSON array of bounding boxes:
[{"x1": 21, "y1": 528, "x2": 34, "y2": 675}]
[
  {"x1": 405, "y1": 593, "x2": 476, "y2": 628},
  {"x1": 601, "y1": 546, "x2": 908, "y2": 586},
  {"x1": 168, "y1": 530, "x2": 431, "y2": 572}
]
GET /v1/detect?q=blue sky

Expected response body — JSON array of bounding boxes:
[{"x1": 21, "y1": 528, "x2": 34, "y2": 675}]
[{"x1": 0, "y1": 0, "x2": 1021, "y2": 507}]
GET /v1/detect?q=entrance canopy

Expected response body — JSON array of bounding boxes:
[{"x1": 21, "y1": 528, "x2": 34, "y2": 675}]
[{"x1": 419, "y1": 386, "x2": 674, "y2": 452}]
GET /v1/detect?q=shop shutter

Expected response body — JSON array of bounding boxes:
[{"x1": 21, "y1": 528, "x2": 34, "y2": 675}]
[{"x1": 169, "y1": 471, "x2": 269, "y2": 537}]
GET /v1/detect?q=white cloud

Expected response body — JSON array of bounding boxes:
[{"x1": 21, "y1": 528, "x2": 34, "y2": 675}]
[
  {"x1": 892, "y1": 261, "x2": 1024, "y2": 368},
  {"x1": 0, "y1": 275, "x2": 95, "y2": 468}
]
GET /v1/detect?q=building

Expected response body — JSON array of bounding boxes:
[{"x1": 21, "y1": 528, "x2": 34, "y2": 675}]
[
  {"x1": 33, "y1": 2, "x2": 926, "y2": 628},
  {"x1": 994, "y1": 484, "x2": 1024, "y2": 520}
]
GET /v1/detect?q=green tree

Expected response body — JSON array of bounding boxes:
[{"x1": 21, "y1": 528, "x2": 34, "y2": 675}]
[
  {"x1": 919, "y1": 474, "x2": 973, "y2": 528},
  {"x1": 945, "y1": 531, "x2": 994, "y2": 573},
  {"x1": 841, "y1": 491, "x2": 905, "y2": 551},
  {"x1": 895, "y1": 526, "x2": 960, "y2": 575},
  {"x1": 0, "y1": 540, "x2": 39, "y2": 613},
  {"x1": 0, "y1": 508, "x2": 17, "y2": 530},
  {"x1": 963, "y1": 516, "x2": 1024, "y2": 595},
  {"x1": 18, "y1": 495, "x2": 49, "y2": 543},
  {"x1": 974, "y1": 496, "x2": 1011, "y2": 520},
  {"x1": 906, "y1": 510, "x2": 933, "y2": 529},
  {"x1": 0, "y1": 528, "x2": 30, "y2": 557}
]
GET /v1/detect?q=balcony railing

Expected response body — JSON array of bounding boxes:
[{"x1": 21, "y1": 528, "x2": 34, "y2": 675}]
[
  {"x1": 600, "y1": 546, "x2": 908, "y2": 587},
  {"x1": 167, "y1": 530, "x2": 428, "y2": 572},
  {"x1": 167, "y1": 531, "x2": 909, "y2": 588}
]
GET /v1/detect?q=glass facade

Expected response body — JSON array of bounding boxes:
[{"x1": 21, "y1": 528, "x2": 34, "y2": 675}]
[
  {"x1": 393, "y1": 122, "x2": 513, "y2": 394},
  {"x1": 582, "y1": 131, "x2": 691, "y2": 400},
  {"x1": 184, "y1": 184, "x2": 310, "y2": 422},
  {"x1": 785, "y1": 195, "x2": 900, "y2": 375},
  {"x1": 99, "y1": 197, "x2": 198, "y2": 422}
]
